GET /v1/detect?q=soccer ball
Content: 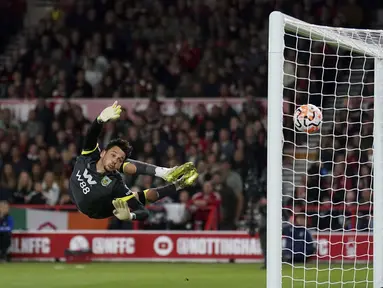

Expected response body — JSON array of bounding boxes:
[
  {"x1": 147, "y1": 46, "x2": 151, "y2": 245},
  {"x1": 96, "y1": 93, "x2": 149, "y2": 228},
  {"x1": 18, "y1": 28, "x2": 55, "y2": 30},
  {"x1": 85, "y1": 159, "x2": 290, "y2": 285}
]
[{"x1": 293, "y1": 104, "x2": 322, "y2": 133}]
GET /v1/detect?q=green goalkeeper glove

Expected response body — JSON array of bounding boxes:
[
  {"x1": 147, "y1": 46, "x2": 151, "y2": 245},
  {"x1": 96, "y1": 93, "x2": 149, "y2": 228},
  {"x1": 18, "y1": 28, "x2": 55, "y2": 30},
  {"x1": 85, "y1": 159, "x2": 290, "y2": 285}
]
[
  {"x1": 112, "y1": 199, "x2": 133, "y2": 221},
  {"x1": 97, "y1": 101, "x2": 122, "y2": 123}
]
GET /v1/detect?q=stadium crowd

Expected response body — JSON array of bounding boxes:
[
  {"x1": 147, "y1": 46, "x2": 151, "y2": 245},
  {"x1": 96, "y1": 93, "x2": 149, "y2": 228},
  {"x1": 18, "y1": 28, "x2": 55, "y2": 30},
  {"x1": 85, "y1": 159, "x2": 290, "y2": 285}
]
[{"x1": 0, "y1": 0, "x2": 379, "y2": 231}]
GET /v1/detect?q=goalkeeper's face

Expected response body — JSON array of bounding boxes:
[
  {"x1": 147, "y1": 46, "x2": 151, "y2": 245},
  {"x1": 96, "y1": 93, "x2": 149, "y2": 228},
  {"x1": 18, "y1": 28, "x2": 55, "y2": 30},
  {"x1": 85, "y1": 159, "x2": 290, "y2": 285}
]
[{"x1": 100, "y1": 146, "x2": 126, "y2": 172}]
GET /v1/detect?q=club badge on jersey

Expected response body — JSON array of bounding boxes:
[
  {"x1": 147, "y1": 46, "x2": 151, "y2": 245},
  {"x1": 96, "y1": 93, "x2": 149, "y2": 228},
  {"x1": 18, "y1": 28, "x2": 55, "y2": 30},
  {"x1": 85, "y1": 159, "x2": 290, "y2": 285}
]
[{"x1": 101, "y1": 176, "x2": 112, "y2": 187}]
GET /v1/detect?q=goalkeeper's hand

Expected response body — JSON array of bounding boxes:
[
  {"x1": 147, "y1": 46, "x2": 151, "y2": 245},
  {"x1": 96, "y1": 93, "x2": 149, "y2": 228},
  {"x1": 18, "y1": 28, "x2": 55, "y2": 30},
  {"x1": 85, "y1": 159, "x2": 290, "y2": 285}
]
[
  {"x1": 97, "y1": 101, "x2": 122, "y2": 123},
  {"x1": 112, "y1": 198, "x2": 132, "y2": 221}
]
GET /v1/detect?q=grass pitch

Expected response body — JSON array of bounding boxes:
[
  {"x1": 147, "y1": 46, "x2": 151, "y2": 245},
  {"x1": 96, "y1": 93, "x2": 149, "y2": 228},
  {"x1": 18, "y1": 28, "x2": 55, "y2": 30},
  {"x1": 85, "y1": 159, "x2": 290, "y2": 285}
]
[{"x1": 0, "y1": 262, "x2": 372, "y2": 288}]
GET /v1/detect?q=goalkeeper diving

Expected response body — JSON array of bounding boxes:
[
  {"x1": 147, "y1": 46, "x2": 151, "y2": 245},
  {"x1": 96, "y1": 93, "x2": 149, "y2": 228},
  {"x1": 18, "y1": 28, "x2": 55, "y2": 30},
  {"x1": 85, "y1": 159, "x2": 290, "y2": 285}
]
[{"x1": 69, "y1": 101, "x2": 198, "y2": 221}]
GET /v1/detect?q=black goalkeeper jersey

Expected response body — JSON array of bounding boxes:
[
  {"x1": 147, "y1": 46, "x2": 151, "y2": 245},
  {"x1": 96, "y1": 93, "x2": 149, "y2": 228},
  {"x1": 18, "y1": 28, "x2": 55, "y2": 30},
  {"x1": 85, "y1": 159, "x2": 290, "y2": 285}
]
[
  {"x1": 69, "y1": 119, "x2": 146, "y2": 219},
  {"x1": 69, "y1": 150, "x2": 134, "y2": 219}
]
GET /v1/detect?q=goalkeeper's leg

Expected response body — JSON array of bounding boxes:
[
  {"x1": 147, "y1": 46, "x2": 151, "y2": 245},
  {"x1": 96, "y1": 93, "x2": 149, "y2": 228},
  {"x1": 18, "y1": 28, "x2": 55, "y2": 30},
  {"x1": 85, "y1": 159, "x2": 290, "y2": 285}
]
[
  {"x1": 134, "y1": 169, "x2": 198, "y2": 204},
  {"x1": 135, "y1": 186, "x2": 175, "y2": 205}
]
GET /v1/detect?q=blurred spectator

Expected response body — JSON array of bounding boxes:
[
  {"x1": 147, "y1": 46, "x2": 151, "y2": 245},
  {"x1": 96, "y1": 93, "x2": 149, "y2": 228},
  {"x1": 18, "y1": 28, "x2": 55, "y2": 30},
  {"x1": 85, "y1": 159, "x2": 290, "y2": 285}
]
[
  {"x1": 211, "y1": 171, "x2": 237, "y2": 230},
  {"x1": 25, "y1": 110, "x2": 44, "y2": 139},
  {"x1": 59, "y1": 179, "x2": 73, "y2": 205},
  {"x1": 219, "y1": 129, "x2": 235, "y2": 159},
  {"x1": 165, "y1": 190, "x2": 192, "y2": 230},
  {"x1": 145, "y1": 200, "x2": 168, "y2": 230},
  {"x1": 26, "y1": 182, "x2": 47, "y2": 205},
  {"x1": 190, "y1": 181, "x2": 221, "y2": 230},
  {"x1": 1, "y1": 164, "x2": 17, "y2": 200},
  {"x1": 13, "y1": 171, "x2": 33, "y2": 204},
  {"x1": 42, "y1": 171, "x2": 60, "y2": 206},
  {"x1": 84, "y1": 58, "x2": 103, "y2": 87},
  {"x1": 11, "y1": 146, "x2": 30, "y2": 176},
  {"x1": 219, "y1": 156, "x2": 243, "y2": 223},
  {"x1": 282, "y1": 214, "x2": 315, "y2": 264}
]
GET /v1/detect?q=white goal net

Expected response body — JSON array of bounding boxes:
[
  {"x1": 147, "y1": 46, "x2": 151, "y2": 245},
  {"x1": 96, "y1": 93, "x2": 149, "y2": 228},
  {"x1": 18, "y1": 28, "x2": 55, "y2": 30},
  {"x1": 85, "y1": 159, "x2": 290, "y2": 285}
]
[{"x1": 267, "y1": 12, "x2": 383, "y2": 288}]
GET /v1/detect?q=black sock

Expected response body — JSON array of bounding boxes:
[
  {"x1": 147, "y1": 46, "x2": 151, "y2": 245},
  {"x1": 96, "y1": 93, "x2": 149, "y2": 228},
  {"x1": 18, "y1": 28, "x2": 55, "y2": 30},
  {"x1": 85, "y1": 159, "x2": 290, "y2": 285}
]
[{"x1": 154, "y1": 184, "x2": 177, "y2": 200}]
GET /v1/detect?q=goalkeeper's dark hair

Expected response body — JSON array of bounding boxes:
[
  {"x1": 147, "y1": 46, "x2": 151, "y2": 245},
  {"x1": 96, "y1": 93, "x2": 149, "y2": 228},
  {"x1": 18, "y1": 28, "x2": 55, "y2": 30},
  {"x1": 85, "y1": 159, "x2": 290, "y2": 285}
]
[{"x1": 106, "y1": 138, "x2": 133, "y2": 158}]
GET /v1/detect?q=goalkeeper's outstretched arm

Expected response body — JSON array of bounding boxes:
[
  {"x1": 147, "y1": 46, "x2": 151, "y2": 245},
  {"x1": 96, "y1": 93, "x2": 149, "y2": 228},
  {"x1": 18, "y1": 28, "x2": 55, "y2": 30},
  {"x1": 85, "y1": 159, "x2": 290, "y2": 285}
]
[
  {"x1": 82, "y1": 118, "x2": 103, "y2": 154},
  {"x1": 82, "y1": 101, "x2": 122, "y2": 155}
]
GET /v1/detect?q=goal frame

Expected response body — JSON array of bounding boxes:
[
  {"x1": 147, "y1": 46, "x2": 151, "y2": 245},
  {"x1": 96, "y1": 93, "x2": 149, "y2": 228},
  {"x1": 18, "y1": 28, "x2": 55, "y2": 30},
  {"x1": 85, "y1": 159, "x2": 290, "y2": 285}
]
[{"x1": 267, "y1": 11, "x2": 383, "y2": 288}]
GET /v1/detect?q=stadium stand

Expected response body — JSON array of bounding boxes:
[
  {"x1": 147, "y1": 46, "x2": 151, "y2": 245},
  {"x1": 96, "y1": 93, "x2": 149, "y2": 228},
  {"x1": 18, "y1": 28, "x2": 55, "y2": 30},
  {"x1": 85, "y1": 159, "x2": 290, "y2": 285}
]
[
  {"x1": 0, "y1": 0, "x2": 26, "y2": 55},
  {"x1": 0, "y1": 0, "x2": 380, "y2": 231}
]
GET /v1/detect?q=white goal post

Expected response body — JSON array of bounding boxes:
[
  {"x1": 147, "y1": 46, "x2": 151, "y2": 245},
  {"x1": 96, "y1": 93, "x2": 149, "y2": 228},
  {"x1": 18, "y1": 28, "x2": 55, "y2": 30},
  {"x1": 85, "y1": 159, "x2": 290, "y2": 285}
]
[{"x1": 267, "y1": 11, "x2": 383, "y2": 288}]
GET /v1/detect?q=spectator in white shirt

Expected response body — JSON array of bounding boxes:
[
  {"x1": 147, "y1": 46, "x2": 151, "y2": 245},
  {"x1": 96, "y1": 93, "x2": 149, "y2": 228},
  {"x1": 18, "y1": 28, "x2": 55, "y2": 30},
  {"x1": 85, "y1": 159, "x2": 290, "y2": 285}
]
[
  {"x1": 42, "y1": 172, "x2": 60, "y2": 206},
  {"x1": 84, "y1": 58, "x2": 103, "y2": 87}
]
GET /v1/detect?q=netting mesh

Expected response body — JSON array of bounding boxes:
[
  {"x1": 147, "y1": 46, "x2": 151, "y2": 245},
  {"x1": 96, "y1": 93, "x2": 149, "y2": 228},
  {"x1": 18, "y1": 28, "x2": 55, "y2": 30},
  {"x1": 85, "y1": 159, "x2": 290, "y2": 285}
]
[{"x1": 281, "y1": 22, "x2": 374, "y2": 288}]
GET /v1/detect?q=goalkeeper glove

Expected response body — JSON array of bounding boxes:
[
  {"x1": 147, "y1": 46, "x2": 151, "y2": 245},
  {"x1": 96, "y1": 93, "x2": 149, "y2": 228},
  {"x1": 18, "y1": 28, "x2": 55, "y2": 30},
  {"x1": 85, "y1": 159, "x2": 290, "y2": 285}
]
[
  {"x1": 97, "y1": 101, "x2": 122, "y2": 123},
  {"x1": 112, "y1": 198, "x2": 133, "y2": 221}
]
